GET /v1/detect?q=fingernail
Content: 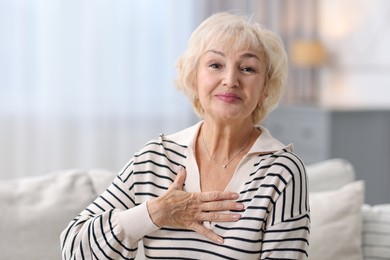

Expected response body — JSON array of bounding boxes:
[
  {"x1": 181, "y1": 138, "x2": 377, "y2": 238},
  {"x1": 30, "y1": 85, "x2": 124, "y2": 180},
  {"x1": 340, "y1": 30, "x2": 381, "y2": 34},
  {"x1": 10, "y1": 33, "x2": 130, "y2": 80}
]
[
  {"x1": 236, "y1": 203, "x2": 244, "y2": 210},
  {"x1": 217, "y1": 237, "x2": 224, "y2": 244},
  {"x1": 233, "y1": 214, "x2": 241, "y2": 220},
  {"x1": 178, "y1": 166, "x2": 186, "y2": 174},
  {"x1": 231, "y1": 193, "x2": 239, "y2": 199}
]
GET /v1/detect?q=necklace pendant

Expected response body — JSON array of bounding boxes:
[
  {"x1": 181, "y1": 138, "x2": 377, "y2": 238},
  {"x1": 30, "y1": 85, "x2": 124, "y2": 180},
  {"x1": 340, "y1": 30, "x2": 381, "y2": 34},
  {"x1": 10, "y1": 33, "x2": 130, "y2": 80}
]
[{"x1": 222, "y1": 165, "x2": 227, "y2": 168}]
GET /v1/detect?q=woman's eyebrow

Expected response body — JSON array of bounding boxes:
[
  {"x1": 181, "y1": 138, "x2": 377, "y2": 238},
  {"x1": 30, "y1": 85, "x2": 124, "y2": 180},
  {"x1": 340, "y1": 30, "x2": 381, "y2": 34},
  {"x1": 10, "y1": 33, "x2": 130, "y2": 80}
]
[
  {"x1": 205, "y1": 49, "x2": 225, "y2": 57},
  {"x1": 240, "y1": 53, "x2": 260, "y2": 60},
  {"x1": 205, "y1": 50, "x2": 260, "y2": 61}
]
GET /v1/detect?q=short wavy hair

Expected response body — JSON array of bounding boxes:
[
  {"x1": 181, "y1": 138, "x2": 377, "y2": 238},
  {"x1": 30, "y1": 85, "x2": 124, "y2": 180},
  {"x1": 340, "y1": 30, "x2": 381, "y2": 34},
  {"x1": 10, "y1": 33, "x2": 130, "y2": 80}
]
[{"x1": 175, "y1": 12, "x2": 288, "y2": 124}]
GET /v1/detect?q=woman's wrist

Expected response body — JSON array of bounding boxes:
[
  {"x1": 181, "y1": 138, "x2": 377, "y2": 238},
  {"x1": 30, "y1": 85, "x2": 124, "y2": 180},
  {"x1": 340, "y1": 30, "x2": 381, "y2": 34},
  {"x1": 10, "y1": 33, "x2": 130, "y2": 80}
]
[{"x1": 147, "y1": 197, "x2": 165, "y2": 228}]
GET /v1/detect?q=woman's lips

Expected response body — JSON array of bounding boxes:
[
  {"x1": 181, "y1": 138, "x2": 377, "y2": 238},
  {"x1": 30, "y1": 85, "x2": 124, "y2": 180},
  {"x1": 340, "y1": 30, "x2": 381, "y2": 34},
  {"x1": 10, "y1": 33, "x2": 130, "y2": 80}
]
[{"x1": 215, "y1": 92, "x2": 241, "y2": 103}]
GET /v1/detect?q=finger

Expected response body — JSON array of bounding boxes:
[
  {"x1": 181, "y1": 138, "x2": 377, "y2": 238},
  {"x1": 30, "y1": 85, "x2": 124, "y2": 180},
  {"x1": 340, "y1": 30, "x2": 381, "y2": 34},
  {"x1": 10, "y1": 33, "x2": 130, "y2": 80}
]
[
  {"x1": 191, "y1": 223, "x2": 224, "y2": 244},
  {"x1": 171, "y1": 167, "x2": 186, "y2": 190},
  {"x1": 200, "y1": 191, "x2": 240, "y2": 202},
  {"x1": 198, "y1": 211, "x2": 241, "y2": 222},
  {"x1": 200, "y1": 200, "x2": 245, "y2": 212}
]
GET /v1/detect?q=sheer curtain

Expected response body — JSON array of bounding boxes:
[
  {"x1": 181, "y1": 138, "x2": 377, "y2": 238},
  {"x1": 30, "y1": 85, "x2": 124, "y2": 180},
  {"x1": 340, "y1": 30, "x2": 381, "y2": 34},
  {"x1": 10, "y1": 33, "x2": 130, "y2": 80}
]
[{"x1": 0, "y1": 0, "x2": 197, "y2": 179}]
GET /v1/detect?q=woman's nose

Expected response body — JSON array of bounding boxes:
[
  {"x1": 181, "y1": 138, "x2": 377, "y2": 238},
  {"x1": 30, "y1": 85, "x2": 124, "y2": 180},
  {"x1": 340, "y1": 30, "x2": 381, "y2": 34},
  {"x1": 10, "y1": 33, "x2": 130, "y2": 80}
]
[{"x1": 222, "y1": 68, "x2": 239, "y2": 88}]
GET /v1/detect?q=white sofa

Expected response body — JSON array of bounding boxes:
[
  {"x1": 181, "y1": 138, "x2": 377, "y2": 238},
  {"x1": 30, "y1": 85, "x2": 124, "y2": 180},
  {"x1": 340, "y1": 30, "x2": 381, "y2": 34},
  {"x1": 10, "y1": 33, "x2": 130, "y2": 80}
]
[
  {"x1": 0, "y1": 159, "x2": 389, "y2": 260},
  {"x1": 306, "y1": 159, "x2": 390, "y2": 260}
]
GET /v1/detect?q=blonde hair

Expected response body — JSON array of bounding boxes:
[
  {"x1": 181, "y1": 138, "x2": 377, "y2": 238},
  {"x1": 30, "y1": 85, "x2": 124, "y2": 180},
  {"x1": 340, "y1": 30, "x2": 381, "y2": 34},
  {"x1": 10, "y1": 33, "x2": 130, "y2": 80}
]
[{"x1": 175, "y1": 12, "x2": 288, "y2": 124}]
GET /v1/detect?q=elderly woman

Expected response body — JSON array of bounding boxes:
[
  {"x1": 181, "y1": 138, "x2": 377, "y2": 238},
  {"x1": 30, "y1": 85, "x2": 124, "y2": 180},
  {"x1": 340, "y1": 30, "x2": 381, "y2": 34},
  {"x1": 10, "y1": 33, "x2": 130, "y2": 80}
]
[{"x1": 61, "y1": 12, "x2": 309, "y2": 260}]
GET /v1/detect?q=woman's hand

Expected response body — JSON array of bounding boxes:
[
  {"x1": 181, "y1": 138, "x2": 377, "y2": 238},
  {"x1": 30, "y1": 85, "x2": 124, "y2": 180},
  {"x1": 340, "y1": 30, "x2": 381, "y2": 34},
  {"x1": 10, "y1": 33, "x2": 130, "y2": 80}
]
[{"x1": 147, "y1": 167, "x2": 244, "y2": 244}]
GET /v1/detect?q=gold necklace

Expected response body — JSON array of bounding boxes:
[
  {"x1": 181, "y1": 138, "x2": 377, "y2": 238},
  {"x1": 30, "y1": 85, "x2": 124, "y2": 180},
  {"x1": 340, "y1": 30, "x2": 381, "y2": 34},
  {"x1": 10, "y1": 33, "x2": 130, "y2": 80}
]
[{"x1": 201, "y1": 128, "x2": 253, "y2": 168}]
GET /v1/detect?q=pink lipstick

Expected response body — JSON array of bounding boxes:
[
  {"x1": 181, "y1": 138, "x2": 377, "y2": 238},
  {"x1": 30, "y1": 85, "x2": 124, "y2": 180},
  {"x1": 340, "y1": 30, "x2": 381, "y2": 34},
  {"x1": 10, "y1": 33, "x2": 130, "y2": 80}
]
[{"x1": 215, "y1": 92, "x2": 241, "y2": 103}]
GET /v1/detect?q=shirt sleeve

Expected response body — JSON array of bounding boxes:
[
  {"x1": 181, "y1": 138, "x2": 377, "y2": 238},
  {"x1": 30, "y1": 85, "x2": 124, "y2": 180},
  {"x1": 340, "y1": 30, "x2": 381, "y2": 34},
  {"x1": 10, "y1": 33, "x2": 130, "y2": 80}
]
[
  {"x1": 60, "y1": 160, "x2": 159, "y2": 260},
  {"x1": 260, "y1": 153, "x2": 310, "y2": 259}
]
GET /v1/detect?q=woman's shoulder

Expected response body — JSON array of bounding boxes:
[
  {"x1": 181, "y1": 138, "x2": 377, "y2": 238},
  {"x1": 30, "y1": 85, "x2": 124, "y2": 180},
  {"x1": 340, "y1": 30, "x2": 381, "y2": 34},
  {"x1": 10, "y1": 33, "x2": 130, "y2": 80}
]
[
  {"x1": 255, "y1": 125, "x2": 305, "y2": 170},
  {"x1": 259, "y1": 149, "x2": 307, "y2": 181},
  {"x1": 248, "y1": 148, "x2": 306, "y2": 192},
  {"x1": 272, "y1": 148, "x2": 305, "y2": 166}
]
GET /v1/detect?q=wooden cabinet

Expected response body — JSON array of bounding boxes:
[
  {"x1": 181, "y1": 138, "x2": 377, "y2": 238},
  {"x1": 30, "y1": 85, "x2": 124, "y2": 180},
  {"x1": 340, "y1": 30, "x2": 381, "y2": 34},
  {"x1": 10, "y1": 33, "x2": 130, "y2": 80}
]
[{"x1": 264, "y1": 105, "x2": 390, "y2": 204}]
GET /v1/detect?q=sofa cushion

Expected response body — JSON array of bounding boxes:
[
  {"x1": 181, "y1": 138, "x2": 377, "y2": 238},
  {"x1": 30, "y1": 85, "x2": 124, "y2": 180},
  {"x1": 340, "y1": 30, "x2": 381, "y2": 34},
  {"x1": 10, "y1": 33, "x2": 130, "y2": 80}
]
[
  {"x1": 0, "y1": 169, "x2": 115, "y2": 260},
  {"x1": 362, "y1": 204, "x2": 390, "y2": 260},
  {"x1": 309, "y1": 180, "x2": 364, "y2": 260},
  {"x1": 306, "y1": 158, "x2": 356, "y2": 192}
]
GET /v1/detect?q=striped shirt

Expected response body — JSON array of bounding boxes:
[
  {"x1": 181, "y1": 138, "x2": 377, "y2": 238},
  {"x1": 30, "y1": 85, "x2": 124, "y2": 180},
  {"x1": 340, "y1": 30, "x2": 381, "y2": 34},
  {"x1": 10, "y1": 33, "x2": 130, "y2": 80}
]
[{"x1": 61, "y1": 122, "x2": 310, "y2": 259}]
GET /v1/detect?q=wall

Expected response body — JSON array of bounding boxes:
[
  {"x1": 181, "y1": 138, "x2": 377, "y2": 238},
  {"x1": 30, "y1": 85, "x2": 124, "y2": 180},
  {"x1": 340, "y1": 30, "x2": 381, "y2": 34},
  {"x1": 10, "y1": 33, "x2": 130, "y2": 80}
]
[{"x1": 318, "y1": 0, "x2": 390, "y2": 107}]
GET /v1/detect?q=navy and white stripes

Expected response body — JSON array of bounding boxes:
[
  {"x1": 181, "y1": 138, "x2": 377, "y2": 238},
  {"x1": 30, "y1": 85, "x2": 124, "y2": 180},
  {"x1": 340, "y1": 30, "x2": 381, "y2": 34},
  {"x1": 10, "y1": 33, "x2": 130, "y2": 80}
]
[{"x1": 61, "y1": 122, "x2": 310, "y2": 259}]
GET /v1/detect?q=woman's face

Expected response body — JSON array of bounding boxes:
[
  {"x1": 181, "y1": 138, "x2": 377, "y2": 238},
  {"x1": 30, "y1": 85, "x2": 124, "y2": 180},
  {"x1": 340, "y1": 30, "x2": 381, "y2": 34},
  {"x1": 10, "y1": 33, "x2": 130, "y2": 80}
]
[{"x1": 196, "y1": 44, "x2": 266, "y2": 124}]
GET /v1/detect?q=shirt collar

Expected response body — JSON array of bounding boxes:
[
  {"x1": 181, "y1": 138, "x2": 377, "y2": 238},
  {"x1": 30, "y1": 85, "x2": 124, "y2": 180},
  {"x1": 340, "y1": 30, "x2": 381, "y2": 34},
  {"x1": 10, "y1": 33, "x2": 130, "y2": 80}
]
[{"x1": 164, "y1": 121, "x2": 292, "y2": 154}]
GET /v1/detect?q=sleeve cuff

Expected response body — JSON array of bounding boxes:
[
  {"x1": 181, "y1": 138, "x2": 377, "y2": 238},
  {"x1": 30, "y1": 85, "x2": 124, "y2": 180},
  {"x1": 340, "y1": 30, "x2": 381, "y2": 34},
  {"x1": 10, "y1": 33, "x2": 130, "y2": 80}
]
[{"x1": 116, "y1": 202, "x2": 160, "y2": 242}]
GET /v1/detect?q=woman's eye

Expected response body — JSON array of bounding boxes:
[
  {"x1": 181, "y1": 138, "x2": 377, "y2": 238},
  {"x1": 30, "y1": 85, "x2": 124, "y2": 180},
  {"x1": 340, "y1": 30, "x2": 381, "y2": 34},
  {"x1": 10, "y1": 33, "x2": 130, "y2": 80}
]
[
  {"x1": 242, "y1": 67, "x2": 256, "y2": 73},
  {"x1": 209, "y1": 63, "x2": 222, "y2": 69}
]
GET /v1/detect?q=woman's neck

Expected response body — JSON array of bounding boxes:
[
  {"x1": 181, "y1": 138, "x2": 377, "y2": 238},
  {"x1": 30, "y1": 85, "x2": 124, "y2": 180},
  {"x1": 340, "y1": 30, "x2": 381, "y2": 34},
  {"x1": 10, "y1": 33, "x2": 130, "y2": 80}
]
[{"x1": 199, "y1": 118, "x2": 256, "y2": 165}]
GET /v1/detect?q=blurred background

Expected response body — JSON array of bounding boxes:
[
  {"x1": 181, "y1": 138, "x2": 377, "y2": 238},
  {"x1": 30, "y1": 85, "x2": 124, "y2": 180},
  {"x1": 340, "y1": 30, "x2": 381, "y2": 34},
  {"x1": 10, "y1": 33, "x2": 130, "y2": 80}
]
[{"x1": 1, "y1": 0, "x2": 389, "y2": 203}]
